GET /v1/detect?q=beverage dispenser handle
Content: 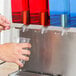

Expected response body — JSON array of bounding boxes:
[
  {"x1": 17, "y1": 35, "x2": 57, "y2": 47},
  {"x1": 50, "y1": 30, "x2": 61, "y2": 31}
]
[
  {"x1": 22, "y1": 0, "x2": 30, "y2": 25},
  {"x1": 40, "y1": 0, "x2": 48, "y2": 26}
]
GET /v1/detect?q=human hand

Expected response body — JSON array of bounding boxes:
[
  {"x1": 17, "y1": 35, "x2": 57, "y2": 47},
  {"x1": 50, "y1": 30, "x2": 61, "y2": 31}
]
[
  {"x1": 0, "y1": 43, "x2": 31, "y2": 67},
  {"x1": 0, "y1": 15, "x2": 10, "y2": 31}
]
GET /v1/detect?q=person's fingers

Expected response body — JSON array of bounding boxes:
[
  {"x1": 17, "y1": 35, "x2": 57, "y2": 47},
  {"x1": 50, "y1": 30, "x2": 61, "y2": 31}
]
[
  {"x1": 0, "y1": 20, "x2": 10, "y2": 29},
  {"x1": 4, "y1": 26, "x2": 10, "y2": 30},
  {"x1": 19, "y1": 55, "x2": 29, "y2": 61},
  {"x1": 15, "y1": 60, "x2": 23, "y2": 67},
  {"x1": 0, "y1": 25, "x2": 4, "y2": 30},
  {"x1": 2, "y1": 23, "x2": 10, "y2": 30},
  {"x1": 0, "y1": 19, "x2": 5, "y2": 25},
  {"x1": 1, "y1": 15, "x2": 11, "y2": 24},
  {"x1": 4, "y1": 17, "x2": 11, "y2": 24},
  {"x1": 18, "y1": 43, "x2": 32, "y2": 48},
  {"x1": 1, "y1": 21, "x2": 10, "y2": 27},
  {"x1": 21, "y1": 49, "x2": 31, "y2": 55},
  {"x1": 0, "y1": 15, "x2": 11, "y2": 29}
]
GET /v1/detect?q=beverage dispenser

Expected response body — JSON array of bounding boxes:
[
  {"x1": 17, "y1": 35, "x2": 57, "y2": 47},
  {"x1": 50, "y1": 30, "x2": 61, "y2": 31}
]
[{"x1": 8, "y1": 0, "x2": 76, "y2": 76}]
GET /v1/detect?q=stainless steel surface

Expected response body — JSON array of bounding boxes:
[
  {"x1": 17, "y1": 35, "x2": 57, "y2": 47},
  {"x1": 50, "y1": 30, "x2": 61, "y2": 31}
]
[
  {"x1": 19, "y1": 29, "x2": 67, "y2": 75},
  {"x1": 8, "y1": 24, "x2": 76, "y2": 76}
]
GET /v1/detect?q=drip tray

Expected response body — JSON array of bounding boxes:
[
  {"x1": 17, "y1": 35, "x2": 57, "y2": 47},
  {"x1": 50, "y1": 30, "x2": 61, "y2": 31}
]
[
  {"x1": 17, "y1": 72, "x2": 49, "y2": 76},
  {"x1": 9, "y1": 71, "x2": 49, "y2": 76},
  {"x1": 9, "y1": 70, "x2": 62, "y2": 76}
]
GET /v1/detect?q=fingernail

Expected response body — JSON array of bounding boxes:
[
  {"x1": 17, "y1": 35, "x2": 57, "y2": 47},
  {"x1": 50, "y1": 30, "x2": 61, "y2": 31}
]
[{"x1": 5, "y1": 26, "x2": 10, "y2": 30}]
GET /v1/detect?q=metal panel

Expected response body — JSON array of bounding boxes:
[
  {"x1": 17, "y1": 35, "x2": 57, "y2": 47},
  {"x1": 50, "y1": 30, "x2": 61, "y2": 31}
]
[
  {"x1": 8, "y1": 24, "x2": 76, "y2": 76},
  {"x1": 19, "y1": 29, "x2": 65, "y2": 75}
]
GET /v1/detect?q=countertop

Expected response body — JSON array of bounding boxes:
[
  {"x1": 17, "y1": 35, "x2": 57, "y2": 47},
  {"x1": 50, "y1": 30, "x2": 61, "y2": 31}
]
[{"x1": 0, "y1": 60, "x2": 18, "y2": 76}]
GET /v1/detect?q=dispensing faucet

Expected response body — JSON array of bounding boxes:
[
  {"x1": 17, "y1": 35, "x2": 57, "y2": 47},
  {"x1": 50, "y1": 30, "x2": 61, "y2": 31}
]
[{"x1": 40, "y1": 0, "x2": 49, "y2": 34}]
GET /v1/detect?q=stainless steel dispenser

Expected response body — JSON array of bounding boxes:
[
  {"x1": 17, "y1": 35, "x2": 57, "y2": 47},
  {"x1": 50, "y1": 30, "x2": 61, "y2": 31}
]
[
  {"x1": 8, "y1": 0, "x2": 76, "y2": 76},
  {"x1": 9, "y1": 26, "x2": 64, "y2": 76}
]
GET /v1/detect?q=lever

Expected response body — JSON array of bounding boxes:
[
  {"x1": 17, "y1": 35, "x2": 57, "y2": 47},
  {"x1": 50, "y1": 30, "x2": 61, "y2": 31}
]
[{"x1": 40, "y1": 0, "x2": 49, "y2": 34}]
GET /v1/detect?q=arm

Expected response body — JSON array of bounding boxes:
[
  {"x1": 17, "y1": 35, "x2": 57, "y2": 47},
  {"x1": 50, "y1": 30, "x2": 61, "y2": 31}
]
[{"x1": 0, "y1": 15, "x2": 31, "y2": 67}]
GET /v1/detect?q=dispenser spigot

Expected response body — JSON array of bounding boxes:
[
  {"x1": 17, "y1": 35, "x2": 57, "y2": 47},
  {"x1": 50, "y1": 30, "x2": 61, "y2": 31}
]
[
  {"x1": 40, "y1": 0, "x2": 49, "y2": 34},
  {"x1": 61, "y1": 14, "x2": 69, "y2": 36},
  {"x1": 22, "y1": 0, "x2": 30, "y2": 32}
]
